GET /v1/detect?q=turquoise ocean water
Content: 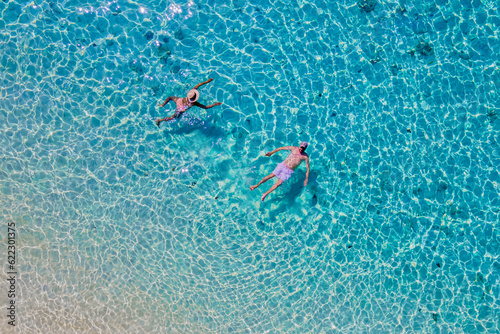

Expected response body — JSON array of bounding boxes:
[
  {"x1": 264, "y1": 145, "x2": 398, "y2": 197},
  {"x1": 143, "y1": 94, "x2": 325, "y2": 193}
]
[{"x1": 1, "y1": 0, "x2": 499, "y2": 332}]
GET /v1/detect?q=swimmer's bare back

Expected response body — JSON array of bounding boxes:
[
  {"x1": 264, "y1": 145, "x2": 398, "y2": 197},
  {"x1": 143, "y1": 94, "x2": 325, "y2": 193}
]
[{"x1": 155, "y1": 78, "x2": 222, "y2": 127}]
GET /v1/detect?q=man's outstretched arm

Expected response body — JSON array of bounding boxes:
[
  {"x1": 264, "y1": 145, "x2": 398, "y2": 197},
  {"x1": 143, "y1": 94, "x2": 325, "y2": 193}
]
[
  {"x1": 193, "y1": 102, "x2": 222, "y2": 109},
  {"x1": 304, "y1": 157, "x2": 310, "y2": 187},
  {"x1": 265, "y1": 146, "x2": 294, "y2": 157},
  {"x1": 193, "y1": 78, "x2": 214, "y2": 89}
]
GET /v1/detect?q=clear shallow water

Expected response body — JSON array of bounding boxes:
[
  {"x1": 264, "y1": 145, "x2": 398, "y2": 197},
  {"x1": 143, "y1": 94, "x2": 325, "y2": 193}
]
[{"x1": 0, "y1": 0, "x2": 499, "y2": 332}]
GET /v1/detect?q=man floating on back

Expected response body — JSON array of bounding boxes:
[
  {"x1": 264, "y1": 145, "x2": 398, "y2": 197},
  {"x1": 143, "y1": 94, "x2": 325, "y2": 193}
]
[{"x1": 251, "y1": 142, "x2": 310, "y2": 202}]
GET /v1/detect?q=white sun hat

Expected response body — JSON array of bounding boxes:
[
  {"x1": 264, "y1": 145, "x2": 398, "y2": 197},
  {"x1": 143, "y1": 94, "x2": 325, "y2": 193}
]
[{"x1": 187, "y1": 89, "x2": 199, "y2": 102}]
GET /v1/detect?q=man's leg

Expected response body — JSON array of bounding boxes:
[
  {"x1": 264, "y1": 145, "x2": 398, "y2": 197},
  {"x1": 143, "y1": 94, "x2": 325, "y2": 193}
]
[
  {"x1": 250, "y1": 173, "x2": 275, "y2": 190},
  {"x1": 261, "y1": 179, "x2": 283, "y2": 202}
]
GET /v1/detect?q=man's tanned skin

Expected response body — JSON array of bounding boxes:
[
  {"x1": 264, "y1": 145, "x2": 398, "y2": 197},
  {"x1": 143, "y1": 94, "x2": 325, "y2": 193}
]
[
  {"x1": 251, "y1": 142, "x2": 310, "y2": 202},
  {"x1": 155, "y1": 78, "x2": 222, "y2": 127}
]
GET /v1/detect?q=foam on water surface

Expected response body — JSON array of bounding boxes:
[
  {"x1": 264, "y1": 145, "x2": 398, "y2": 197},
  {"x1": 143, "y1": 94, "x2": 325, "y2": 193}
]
[{"x1": 1, "y1": 0, "x2": 499, "y2": 332}]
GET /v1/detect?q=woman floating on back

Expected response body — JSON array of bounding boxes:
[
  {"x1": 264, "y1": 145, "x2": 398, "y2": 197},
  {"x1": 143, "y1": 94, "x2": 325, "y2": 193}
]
[{"x1": 156, "y1": 78, "x2": 222, "y2": 127}]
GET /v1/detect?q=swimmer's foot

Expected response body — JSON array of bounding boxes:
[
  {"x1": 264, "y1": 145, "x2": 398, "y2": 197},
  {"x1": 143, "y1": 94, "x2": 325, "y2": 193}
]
[
  {"x1": 261, "y1": 194, "x2": 267, "y2": 202},
  {"x1": 250, "y1": 185, "x2": 258, "y2": 191},
  {"x1": 155, "y1": 119, "x2": 161, "y2": 127}
]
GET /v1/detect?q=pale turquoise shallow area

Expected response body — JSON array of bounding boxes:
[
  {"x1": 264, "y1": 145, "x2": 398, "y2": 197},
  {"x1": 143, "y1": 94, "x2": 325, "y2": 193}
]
[{"x1": 0, "y1": 0, "x2": 499, "y2": 333}]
